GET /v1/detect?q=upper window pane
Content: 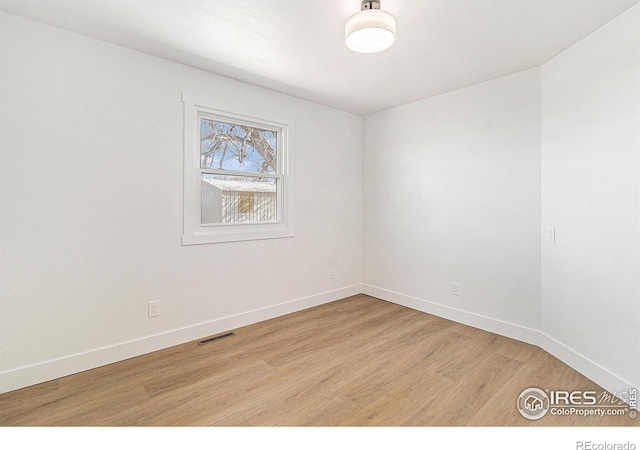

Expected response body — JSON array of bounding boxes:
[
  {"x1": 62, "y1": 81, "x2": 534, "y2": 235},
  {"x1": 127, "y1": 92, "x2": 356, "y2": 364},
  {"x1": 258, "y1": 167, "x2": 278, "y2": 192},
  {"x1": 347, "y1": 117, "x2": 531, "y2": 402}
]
[{"x1": 200, "y1": 118, "x2": 277, "y2": 174}]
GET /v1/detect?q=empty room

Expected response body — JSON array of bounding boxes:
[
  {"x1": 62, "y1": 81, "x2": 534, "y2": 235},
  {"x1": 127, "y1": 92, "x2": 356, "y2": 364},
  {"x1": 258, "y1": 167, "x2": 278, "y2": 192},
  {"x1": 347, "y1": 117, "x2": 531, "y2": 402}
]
[{"x1": 0, "y1": 0, "x2": 638, "y2": 442}]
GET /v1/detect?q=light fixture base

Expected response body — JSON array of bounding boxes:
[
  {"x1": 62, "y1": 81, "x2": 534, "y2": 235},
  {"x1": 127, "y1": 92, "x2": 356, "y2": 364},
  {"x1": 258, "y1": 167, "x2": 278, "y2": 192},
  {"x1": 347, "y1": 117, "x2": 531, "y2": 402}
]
[{"x1": 361, "y1": 1, "x2": 381, "y2": 10}]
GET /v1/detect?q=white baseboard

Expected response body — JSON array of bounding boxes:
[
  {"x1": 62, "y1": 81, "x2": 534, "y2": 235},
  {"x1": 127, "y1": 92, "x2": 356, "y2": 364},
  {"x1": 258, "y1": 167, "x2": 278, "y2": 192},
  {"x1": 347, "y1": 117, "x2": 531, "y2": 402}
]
[
  {"x1": 2, "y1": 282, "x2": 635, "y2": 406},
  {"x1": 362, "y1": 284, "x2": 540, "y2": 346},
  {"x1": 538, "y1": 332, "x2": 637, "y2": 400},
  {"x1": 363, "y1": 284, "x2": 636, "y2": 403},
  {"x1": 0, "y1": 284, "x2": 362, "y2": 395}
]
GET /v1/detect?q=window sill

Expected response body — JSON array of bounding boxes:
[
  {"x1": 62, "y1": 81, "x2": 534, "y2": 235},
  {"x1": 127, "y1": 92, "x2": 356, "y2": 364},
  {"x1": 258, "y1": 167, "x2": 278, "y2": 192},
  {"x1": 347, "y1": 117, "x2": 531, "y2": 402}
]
[{"x1": 181, "y1": 227, "x2": 295, "y2": 245}]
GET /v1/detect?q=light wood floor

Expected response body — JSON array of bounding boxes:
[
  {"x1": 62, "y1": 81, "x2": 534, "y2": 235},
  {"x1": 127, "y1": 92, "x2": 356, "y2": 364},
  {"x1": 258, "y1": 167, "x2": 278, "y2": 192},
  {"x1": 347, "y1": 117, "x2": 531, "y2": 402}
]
[{"x1": 0, "y1": 295, "x2": 636, "y2": 426}]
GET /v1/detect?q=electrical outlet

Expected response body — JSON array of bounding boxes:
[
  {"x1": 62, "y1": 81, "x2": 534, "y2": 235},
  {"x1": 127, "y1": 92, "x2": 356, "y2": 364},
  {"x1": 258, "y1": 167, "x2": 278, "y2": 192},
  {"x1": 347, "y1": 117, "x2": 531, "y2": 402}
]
[
  {"x1": 148, "y1": 301, "x2": 160, "y2": 318},
  {"x1": 451, "y1": 282, "x2": 461, "y2": 296},
  {"x1": 330, "y1": 267, "x2": 336, "y2": 279}
]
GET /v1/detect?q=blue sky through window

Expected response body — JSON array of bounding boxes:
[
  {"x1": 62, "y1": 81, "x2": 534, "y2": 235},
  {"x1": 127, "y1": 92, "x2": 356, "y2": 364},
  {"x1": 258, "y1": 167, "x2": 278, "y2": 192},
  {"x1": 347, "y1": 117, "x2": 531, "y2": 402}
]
[{"x1": 200, "y1": 118, "x2": 277, "y2": 174}]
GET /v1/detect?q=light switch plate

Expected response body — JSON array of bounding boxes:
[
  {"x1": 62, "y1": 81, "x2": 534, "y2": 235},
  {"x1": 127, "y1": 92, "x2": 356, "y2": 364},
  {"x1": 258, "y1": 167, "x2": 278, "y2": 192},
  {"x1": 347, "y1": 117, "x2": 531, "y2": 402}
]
[{"x1": 546, "y1": 226, "x2": 555, "y2": 243}]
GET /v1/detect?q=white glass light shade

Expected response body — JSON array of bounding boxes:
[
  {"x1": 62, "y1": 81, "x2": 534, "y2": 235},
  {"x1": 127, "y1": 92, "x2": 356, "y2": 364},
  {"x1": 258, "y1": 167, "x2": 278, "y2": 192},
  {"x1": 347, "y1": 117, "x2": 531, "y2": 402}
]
[{"x1": 345, "y1": 9, "x2": 396, "y2": 53}]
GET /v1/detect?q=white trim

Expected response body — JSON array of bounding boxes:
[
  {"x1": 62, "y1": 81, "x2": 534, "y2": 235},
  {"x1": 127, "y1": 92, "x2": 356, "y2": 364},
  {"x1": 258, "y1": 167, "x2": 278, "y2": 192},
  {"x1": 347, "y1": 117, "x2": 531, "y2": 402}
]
[
  {"x1": 363, "y1": 283, "x2": 636, "y2": 403},
  {"x1": 3, "y1": 283, "x2": 634, "y2": 404},
  {"x1": 362, "y1": 284, "x2": 540, "y2": 345},
  {"x1": 538, "y1": 332, "x2": 637, "y2": 400},
  {"x1": 0, "y1": 284, "x2": 362, "y2": 395},
  {"x1": 182, "y1": 227, "x2": 295, "y2": 245},
  {"x1": 182, "y1": 92, "x2": 295, "y2": 245}
]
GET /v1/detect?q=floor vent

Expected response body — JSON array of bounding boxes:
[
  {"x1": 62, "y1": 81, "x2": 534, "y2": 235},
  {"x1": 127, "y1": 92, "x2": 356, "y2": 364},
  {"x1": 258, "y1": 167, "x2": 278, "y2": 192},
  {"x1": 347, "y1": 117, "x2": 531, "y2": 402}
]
[{"x1": 197, "y1": 332, "x2": 235, "y2": 346}]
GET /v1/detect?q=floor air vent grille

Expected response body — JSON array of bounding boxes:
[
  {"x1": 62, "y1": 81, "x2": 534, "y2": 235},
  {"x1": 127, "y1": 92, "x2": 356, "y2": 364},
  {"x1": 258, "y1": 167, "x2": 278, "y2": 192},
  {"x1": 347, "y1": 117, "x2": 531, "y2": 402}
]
[{"x1": 197, "y1": 332, "x2": 235, "y2": 346}]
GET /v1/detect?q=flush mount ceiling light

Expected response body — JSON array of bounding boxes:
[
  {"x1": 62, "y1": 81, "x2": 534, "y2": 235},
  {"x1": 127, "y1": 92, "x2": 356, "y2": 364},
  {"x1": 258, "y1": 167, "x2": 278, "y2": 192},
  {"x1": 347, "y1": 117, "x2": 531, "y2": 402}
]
[{"x1": 345, "y1": 0, "x2": 396, "y2": 53}]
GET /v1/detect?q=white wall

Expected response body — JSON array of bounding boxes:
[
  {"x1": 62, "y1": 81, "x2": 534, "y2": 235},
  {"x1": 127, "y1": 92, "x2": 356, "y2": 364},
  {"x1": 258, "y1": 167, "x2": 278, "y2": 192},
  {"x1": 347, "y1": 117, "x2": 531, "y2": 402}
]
[
  {"x1": 1, "y1": 4, "x2": 638, "y2": 399},
  {"x1": 362, "y1": 3, "x2": 640, "y2": 397},
  {"x1": 0, "y1": 13, "x2": 362, "y2": 393},
  {"x1": 540, "y1": 4, "x2": 640, "y2": 391},
  {"x1": 363, "y1": 69, "x2": 542, "y2": 340}
]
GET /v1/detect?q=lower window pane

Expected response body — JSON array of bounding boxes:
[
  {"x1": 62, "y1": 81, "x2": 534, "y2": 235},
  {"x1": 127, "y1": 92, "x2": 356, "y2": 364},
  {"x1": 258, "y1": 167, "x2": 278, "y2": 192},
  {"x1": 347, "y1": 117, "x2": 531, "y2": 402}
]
[{"x1": 201, "y1": 174, "x2": 278, "y2": 225}]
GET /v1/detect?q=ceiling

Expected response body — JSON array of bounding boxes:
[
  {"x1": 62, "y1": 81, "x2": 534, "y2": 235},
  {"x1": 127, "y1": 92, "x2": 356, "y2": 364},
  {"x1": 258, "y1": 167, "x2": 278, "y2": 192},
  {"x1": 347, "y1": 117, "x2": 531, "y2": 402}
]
[{"x1": 0, "y1": 0, "x2": 637, "y2": 115}]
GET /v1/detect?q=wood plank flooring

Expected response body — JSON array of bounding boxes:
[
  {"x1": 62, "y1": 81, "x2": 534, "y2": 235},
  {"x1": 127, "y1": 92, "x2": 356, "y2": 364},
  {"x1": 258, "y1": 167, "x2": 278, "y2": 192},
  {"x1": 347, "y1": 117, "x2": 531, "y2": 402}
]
[{"x1": 0, "y1": 295, "x2": 637, "y2": 426}]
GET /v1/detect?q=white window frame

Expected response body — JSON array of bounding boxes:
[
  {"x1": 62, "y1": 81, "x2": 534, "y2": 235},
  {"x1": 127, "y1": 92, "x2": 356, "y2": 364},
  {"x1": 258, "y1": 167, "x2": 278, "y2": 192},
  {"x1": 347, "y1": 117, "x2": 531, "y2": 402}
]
[{"x1": 182, "y1": 93, "x2": 294, "y2": 245}]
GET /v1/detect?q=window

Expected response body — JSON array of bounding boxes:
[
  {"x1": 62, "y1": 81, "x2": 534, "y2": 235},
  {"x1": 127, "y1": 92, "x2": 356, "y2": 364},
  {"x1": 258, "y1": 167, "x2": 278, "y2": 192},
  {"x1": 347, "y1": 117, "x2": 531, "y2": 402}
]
[{"x1": 182, "y1": 93, "x2": 294, "y2": 245}]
